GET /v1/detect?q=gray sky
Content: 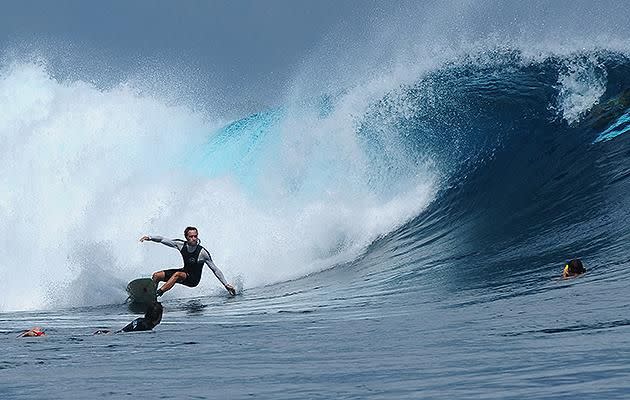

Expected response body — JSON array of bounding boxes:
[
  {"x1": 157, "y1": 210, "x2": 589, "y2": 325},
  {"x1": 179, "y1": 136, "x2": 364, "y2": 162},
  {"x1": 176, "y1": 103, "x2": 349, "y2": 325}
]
[
  {"x1": 0, "y1": 0, "x2": 378, "y2": 115},
  {"x1": 2, "y1": 1, "x2": 630, "y2": 116}
]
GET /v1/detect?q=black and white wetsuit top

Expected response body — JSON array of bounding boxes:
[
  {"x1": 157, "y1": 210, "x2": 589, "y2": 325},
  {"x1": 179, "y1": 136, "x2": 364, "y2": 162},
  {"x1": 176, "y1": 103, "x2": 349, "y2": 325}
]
[{"x1": 146, "y1": 236, "x2": 228, "y2": 287}]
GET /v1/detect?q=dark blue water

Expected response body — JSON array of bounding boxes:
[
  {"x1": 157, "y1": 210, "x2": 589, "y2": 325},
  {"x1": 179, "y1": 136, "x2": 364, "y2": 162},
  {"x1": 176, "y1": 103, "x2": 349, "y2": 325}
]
[{"x1": 2, "y1": 49, "x2": 630, "y2": 399}]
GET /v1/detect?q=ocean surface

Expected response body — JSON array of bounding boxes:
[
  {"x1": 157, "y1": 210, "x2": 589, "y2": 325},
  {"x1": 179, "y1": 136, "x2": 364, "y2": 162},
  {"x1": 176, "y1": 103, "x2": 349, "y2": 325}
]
[{"x1": 2, "y1": 34, "x2": 630, "y2": 400}]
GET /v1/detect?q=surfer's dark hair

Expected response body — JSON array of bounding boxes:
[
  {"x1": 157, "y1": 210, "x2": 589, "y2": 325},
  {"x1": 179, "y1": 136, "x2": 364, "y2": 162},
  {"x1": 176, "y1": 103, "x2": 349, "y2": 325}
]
[
  {"x1": 145, "y1": 302, "x2": 163, "y2": 326},
  {"x1": 567, "y1": 258, "x2": 586, "y2": 274},
  {"x1": 184, "y1": 226, "x2": 198, "y2": 237}
]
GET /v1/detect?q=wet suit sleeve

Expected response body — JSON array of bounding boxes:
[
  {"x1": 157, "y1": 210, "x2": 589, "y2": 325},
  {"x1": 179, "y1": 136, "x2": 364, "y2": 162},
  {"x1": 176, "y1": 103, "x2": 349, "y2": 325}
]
[
  {"x1": 147, "y1": 236, "x2": 184, "y2": 250},
  {"x1": 119, "y1": 318, "x2": 153, "y2": 333},
  {"x1": 200, "y1": 248, "x2": 228, "y2": 286}
]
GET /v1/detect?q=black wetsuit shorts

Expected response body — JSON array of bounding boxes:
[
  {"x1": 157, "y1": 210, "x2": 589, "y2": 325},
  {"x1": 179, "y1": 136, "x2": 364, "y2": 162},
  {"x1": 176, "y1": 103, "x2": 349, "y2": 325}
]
[{"x1": 162, "y1": 268, "x2": 202, "y2": 287}]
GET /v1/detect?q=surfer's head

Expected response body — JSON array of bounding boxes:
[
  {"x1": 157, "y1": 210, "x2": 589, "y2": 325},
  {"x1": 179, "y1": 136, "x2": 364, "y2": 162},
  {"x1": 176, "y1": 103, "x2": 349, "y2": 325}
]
[
  {"x1": 145, "y1": 302, "x2": 163, "y2": 327},
  {"x1": 184, "y1": 226, "x2": 199, "y2": 246},
  {"x1": 563, "y1": 258, "x2": 586, "y2": 278}
]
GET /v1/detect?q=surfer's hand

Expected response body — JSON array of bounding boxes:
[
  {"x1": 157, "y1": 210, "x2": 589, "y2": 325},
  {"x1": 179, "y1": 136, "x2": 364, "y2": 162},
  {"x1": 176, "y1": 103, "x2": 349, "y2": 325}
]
[
  {"x1": 139, "y1": 235, "x2": 150, "y2": 242},
  {"x1": 225, "y1": 284, "x2": 236, "y2": 296}
]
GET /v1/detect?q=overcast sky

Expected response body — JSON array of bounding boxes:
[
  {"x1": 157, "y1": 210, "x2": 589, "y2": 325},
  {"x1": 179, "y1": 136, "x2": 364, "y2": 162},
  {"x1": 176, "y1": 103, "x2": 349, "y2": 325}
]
[
  {"x1": 2, "y1": 1, "x2": 629, "y2": 116},
  {"x1": 0, "y1": 0, "x2": 382, "y2": 114}
]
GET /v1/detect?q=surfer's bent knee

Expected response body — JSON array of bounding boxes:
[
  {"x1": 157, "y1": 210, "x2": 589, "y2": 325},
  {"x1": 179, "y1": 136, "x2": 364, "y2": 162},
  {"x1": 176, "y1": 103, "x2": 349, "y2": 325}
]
[
  {"x1": 152, "y1": 271, "x2": 164, "y2": 282},
  {"x1": 174, "y1": 271, "x2": 188, "y2": 281}
]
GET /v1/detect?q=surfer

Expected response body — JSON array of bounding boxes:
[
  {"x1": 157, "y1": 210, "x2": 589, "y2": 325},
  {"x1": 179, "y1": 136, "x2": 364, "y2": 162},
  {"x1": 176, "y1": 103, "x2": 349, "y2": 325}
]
[
  {"x1": 94, "y1": 302, "x2": 163, "y2": 334},
  {"x1": 119, "y1": 301, "x2": 163, "y2": 332},
  {"x1": 139, "y1": 226, "x2": 236, "y2": 296},
  {"x1": 562, "y1": 258, "x2": 586, "y2": 279}
]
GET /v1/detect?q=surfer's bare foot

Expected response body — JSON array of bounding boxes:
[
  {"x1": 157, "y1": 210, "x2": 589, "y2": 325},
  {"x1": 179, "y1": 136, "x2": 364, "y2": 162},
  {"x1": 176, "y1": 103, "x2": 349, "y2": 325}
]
[{"x1": 225, "y1": 284, "x2": 236, "y2": 296}]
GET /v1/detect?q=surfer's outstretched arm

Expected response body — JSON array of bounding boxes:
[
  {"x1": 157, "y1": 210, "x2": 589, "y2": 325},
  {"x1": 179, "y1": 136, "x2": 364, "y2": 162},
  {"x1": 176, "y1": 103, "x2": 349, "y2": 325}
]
[
  {"x1": 139, "y1": 235, "x2": 182, "y2": 249},
  {"x1": 206, "y1": 259, "x2": 228, "y2": 286},
  {"x1": 201, "y1": 249, "x2": 236, "y2": 295}
]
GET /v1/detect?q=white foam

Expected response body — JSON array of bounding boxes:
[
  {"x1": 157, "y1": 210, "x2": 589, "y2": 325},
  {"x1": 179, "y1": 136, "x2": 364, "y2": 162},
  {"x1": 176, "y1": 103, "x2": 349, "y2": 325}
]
[
  {"x1": 0, "y1": 61, "x2": 437, "y2": 312},
  {"x1": 0, "y1": 62, "x2": 217, "y2": 311},
  {"x1": 555, "y1": 56, "x2": 608, "y2": 124}
]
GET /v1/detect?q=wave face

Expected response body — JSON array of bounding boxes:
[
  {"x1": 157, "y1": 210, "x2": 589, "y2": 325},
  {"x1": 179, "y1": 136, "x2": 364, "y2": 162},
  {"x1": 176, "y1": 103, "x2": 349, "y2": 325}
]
[
  {"x1": 197, "y1": 48, "x2": 630, "y2": 302},
  {"x1": 346, "y1": 49, "x2": 630, "y2": 294},
  {"x1": 1, "y1": 47, "x2": 629, "y2": 313}
]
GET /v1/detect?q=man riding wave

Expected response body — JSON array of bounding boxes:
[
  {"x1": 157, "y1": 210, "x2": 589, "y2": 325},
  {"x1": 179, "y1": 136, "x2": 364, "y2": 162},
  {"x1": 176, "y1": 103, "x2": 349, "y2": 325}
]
[{"x1": 140, "y1": 226, "x2": 236, "y2": 296}]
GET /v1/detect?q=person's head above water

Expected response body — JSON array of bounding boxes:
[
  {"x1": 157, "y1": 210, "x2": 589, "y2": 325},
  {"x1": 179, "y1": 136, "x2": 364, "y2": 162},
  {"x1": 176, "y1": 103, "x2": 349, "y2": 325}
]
[
  {"x1": 563, "y1": 258, "x2": 586, "y2": 278},
  {"x1": 184, "y1": 226, "x2": 199, "y2": 246},
  {"x1": 145, "y1": 302, "x2": 163, "y2": 327}
]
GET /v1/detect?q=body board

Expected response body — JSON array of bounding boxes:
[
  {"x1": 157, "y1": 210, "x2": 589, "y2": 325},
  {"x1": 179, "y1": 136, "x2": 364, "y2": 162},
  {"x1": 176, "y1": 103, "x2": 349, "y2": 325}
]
[{"x1": 126, "y1": 278, "x2": 157, "y2": 304}]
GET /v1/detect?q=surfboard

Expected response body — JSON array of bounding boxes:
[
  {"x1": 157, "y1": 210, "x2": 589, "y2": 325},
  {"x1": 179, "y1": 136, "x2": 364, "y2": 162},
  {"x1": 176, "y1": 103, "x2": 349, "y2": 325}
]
[{"x1": 126, "y1": 278, "x2": 157, "y2": 304}]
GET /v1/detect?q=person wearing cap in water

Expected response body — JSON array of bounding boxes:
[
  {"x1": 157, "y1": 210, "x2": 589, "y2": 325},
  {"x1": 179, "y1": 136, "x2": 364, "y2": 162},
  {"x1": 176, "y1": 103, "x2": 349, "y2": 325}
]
[
  {"x1": 18, "y1": 327, "x2": 46, "y2": 337},
  {"x1": 139, "y1": 226, "x2": 236, "y2": 297},
  {"x1": 563, "y1": 258, "x2": 586, "y2": 279}
]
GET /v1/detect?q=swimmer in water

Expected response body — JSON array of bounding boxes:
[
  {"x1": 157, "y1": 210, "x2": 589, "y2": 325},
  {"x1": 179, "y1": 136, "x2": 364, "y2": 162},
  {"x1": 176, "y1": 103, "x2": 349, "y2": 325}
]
[
  {"x1": 562, "y1": 258, "x2": 586, "y2": 279},
  {"x1": 18, "y1": 327, "x2": 45, "y2": 338},
  {"x1": 94, "y1": 302, "x2": 163, "y2": 335}
]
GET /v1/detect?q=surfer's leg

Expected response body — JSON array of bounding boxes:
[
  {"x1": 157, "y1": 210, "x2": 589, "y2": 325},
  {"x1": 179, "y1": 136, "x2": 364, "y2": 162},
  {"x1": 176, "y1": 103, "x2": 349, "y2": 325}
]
[
  {"x1": 152, "y1": 270, "x2": 166, "y2": 283},
  {"x1": 158, "y1": 271, "x2": 188, "y2": 293}
]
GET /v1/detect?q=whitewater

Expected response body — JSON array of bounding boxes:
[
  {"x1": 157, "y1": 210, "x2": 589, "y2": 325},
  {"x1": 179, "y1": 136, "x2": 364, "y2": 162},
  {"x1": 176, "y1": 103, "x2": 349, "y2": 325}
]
[{"x1": 2, "y1": 2, "x2": 630, "y2": 399}]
